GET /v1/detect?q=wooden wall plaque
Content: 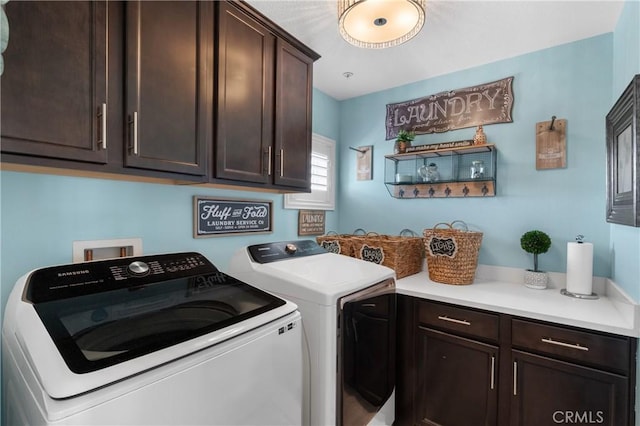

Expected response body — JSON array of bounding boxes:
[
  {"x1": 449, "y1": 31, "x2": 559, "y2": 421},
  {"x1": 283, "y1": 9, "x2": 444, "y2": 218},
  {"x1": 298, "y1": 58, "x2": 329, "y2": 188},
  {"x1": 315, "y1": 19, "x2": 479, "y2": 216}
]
[
  {"x1": 536, "y1": 118, "x2": 567, "y2": 169},
  {"x1": 298, "y1": 210, "x2": 326, "y2": 236}
]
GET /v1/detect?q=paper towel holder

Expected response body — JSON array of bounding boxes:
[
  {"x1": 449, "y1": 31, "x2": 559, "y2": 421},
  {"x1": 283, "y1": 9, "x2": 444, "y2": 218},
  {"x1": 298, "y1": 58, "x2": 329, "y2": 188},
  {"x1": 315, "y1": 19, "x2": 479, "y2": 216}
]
[
  {"x1": 560, "y1": 288, "x2": 599, "y2": 300},
  {"x1": 562, "y1": 234, "x2": 599, "y2": 299}
]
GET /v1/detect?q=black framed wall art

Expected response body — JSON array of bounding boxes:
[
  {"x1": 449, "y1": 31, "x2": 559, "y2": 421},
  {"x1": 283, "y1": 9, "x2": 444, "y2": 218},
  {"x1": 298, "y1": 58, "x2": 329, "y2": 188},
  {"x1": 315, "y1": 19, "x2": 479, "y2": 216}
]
[
  {"x1": 193, "y1": 196, "x2": 273, "y2": 237},
  {"x1": 606, "y1": 74, "x2": 640, "y2": 227}
]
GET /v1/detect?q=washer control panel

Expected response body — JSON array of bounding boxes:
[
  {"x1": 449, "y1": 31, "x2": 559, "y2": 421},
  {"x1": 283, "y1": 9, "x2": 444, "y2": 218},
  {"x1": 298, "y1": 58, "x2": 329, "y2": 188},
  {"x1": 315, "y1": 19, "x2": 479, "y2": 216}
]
[
  {"x1": 27, "y1": 252, "x2": 216, "y2": 303},
  {"x1": 106, "y1": 254, "x2": 208, "y2": 282},
  {"x1": 248, "y1": 240, "x2": 327, "y2": 264}
]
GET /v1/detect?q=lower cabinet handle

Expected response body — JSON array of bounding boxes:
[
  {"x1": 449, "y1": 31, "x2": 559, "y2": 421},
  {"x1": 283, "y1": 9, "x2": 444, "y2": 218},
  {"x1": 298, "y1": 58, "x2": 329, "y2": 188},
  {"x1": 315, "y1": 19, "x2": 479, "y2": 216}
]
[
  {"x1": 541, "y1": 337, "x2": 589, "y2": 351},
  {"x1": 437, "y1": 315, "x2": 471, "y2": 326},
  {"x1": 98, "y1": 103, "x2": 107, "y2": 149},
  {"x1": 280, "y1": 149, "x2": 284, "y2": 177},
  {"x1": 490, "y1": 356, "x2": 496, "y2": 390},
  {"x1": 513, "y1": 361, "x2": 518, "y2": 396}
]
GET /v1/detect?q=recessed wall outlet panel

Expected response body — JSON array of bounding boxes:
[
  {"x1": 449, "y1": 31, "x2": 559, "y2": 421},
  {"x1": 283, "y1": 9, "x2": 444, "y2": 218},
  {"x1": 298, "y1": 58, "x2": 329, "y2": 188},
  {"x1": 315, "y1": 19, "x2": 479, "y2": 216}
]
[{"x1": 72, "y1": 238, "x2": 143, "y2": 263}]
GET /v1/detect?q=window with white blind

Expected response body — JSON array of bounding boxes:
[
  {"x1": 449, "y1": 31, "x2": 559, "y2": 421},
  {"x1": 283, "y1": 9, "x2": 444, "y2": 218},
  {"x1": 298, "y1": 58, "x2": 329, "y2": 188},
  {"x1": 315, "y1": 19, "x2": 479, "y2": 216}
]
[{"x1": 284, "y1": 134, "x2": 336, "y2": 210}]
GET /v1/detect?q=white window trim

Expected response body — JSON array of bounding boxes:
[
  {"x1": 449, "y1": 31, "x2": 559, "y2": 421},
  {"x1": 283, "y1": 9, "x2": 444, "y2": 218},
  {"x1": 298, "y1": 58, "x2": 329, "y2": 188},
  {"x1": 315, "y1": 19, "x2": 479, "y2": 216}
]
[{"x1": 284, "y1": 133, "x2": 336, "y2": 210}]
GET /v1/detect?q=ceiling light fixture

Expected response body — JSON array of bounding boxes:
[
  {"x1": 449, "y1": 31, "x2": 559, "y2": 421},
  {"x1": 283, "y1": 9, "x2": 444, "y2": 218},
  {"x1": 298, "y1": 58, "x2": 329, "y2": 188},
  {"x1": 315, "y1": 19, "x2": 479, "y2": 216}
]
[{"x1": 338, "y1": 0, "x2": 426, "y2": 49}]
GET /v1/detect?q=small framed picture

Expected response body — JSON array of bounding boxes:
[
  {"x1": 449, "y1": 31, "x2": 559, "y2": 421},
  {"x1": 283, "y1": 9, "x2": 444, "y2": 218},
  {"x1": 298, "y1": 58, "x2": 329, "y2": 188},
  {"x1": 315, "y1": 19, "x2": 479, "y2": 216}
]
[{"x1": 606, "y1": 74, "x2": 640, "y2": 226}]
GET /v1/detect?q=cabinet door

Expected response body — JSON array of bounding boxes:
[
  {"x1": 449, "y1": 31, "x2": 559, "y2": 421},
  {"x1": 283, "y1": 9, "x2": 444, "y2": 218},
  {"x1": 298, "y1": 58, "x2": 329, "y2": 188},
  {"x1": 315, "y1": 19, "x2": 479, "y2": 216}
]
[
  {"x1": 1, "y1": 1, "x2": 108, "y2": 163},
  {"x1": 125, "y1": 1, "x2": 210, "y2": 176},
  {"x1": 273, "y1": 39, "x2": 314, "y2": 189},
  {"x1": 215, "y1": 2, "x2": 274, "y2": 184},
  {"x1": 511, "y1": 350, "x2": 629, "y2": 426},
  {"x1": 416, "y1": 327, "x2": 498, "y2": 426}
]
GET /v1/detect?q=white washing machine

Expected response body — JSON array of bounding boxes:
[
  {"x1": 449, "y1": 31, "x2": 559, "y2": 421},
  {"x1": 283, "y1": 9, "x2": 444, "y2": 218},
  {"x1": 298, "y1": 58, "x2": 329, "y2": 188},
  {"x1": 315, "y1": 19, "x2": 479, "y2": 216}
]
[
  {"x1": 229, "y1": 240, "x2": 397, "y2": 426},
  {"x1": 2, "y1": 252, "x2": 302, "y2": 425}
]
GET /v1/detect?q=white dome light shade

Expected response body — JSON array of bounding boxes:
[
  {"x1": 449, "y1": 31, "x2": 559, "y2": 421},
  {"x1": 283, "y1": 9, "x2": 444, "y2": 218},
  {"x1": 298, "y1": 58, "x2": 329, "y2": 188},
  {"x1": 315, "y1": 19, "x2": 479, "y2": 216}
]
[{"x1": 338, "y1": 0, "x2": 426, "y2": 49}]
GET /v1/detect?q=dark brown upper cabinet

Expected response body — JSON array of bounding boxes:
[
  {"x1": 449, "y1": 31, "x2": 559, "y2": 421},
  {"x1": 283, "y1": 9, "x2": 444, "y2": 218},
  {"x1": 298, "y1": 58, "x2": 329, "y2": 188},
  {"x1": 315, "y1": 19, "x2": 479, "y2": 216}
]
[
  {"x1": 214, "y1": 2, "x2": 319, "y2": 191},
  {"x1": 273, "y1": 38, "x2": 315, "y2": 189},
  {"x1": 215, "y1": 2, "x2": 274, "y2": 185},
  {"x1": 1, "y1": 1, "x2": 108, "y2": 164},
  {"x1": 1, "y1": 1, "x2": 318, "y2": 190},
  {"x1": 124, "y1": 1, "x2": 211, "y2": 176}
]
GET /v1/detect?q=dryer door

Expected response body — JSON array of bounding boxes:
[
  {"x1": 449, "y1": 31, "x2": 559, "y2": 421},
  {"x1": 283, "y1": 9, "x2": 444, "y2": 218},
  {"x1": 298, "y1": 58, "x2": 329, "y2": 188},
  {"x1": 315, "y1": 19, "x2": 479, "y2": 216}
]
[{"x1": 338, "y1": 278, "x2": 396, "y2": 426}]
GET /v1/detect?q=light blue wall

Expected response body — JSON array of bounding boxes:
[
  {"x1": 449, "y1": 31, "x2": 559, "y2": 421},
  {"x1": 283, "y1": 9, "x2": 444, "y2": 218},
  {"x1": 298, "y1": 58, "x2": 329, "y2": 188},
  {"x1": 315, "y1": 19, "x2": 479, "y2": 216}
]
[
  {"x1": 610, "y1": 0, "x2": 640, "y2": 303},
  {"x1": 312, "y1": 88, "x2": 341, "y2": 142},
  {"x1": 613, "y1": 0, "x2": 640, "y2": 97},
  {"x1": 337, "y1": 34, "x2": 613, "y2": 278}
]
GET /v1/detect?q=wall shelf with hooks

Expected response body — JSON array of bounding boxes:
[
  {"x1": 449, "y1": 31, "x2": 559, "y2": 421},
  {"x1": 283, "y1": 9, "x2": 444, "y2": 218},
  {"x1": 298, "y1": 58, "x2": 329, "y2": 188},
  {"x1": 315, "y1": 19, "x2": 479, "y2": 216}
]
[{"x1": 384, "y1": 144, "x2": 497, "y2": 198}]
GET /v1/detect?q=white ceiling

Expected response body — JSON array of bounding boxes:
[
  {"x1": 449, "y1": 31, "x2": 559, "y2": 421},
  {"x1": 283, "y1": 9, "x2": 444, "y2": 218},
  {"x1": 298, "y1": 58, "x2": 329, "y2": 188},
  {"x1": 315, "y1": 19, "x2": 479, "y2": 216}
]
[{"x1": 246, "y1": 0, "x2": 625, "y2": 100}]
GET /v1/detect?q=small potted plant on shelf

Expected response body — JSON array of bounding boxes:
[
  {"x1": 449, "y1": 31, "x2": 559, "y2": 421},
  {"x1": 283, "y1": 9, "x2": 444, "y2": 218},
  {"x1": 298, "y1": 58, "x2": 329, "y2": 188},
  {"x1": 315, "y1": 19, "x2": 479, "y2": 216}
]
[
  {"x1": 520, "y1": 230, "x2": 552, "y2": 289},
  {"x1": 395, "y1": 130, "x2": 415, "y2": 154}
]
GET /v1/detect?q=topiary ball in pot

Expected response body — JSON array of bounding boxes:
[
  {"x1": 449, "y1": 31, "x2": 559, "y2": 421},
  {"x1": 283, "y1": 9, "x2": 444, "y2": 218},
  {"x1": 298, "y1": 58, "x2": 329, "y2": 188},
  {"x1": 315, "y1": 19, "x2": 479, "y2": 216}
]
[{"x1": 520, "y1": 230, "x2": 552, "y2": 289}]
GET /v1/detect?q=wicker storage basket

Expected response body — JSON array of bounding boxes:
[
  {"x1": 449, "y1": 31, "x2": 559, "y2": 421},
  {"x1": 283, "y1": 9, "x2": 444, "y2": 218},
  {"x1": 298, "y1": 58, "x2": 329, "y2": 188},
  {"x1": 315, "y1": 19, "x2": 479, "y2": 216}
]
[
  {"x1": 316, "y1": 229, "x2": 365, "y2": 257},
  {"x1": 351, "y1": 230, "x2": 424, "y2": 279},
  {"x1": 423, "y1": 221, "x2": 483, "y2": 285}
]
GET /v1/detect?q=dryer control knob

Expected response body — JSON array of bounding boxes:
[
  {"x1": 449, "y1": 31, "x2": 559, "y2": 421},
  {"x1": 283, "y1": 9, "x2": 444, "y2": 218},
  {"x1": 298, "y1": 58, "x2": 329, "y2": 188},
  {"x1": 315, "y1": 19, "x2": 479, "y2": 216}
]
[
  {"x1": 128, "y1": 261, "x2": 150, "y2": 276},
  {"x1": 285, "y1": 243, "x2": 298, "y2": 254}
]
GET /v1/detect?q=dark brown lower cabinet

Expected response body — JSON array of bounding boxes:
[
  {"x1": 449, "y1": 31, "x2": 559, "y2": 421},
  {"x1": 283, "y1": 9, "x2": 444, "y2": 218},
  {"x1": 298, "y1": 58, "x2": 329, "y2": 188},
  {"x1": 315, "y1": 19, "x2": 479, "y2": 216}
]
[
  {"x1": 511, "y1": 350, "x2": 629, "y2": 426},
  {"x1": 416, "y1": 327, "x2": 498, "y2": 426},
  {"x1": 396, "y1": 296, "x2": 636, "y2": 426}
]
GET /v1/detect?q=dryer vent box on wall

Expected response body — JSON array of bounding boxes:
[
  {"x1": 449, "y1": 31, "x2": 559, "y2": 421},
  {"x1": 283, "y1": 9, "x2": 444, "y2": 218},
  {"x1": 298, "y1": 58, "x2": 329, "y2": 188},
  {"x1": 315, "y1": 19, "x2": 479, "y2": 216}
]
[{"x1": 72, "y1": 238, "x2": 143, "y2": 263}]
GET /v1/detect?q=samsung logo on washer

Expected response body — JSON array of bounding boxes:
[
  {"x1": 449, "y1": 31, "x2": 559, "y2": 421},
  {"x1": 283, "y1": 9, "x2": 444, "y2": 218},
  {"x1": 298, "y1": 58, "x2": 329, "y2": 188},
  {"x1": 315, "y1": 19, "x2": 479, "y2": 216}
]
[{"x1": 57, "y1": 270, "x2": 90, "y2": 277}]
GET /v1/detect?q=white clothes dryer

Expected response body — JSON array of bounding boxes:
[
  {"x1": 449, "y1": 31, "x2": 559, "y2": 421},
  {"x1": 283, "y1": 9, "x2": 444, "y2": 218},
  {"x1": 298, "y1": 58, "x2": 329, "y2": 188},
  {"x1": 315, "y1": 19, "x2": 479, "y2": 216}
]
[{"x1": 229, "y1": 240, "x2": 397, "y2": 426}]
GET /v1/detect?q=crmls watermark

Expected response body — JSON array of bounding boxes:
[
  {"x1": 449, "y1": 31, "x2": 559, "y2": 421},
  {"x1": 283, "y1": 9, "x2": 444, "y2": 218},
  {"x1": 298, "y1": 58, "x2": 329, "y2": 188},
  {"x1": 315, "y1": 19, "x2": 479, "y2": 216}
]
[{"x1": 553, "y1": 411, "x2": 605, "y2": 424}]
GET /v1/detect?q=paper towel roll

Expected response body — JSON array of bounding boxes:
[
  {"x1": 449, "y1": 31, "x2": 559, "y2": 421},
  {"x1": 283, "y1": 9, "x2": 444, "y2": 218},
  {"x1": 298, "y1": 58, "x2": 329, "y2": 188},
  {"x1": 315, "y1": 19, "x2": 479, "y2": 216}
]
[{"x1": 566, "y1": 242, "x2": 593, "y2": 295}]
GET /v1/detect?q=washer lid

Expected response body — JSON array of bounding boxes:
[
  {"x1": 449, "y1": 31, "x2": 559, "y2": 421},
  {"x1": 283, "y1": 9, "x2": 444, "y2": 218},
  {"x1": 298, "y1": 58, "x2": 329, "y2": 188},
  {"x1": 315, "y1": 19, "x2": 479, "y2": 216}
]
[{"x1": 23, "y1": 253, "x2": 289, "y2": 377}]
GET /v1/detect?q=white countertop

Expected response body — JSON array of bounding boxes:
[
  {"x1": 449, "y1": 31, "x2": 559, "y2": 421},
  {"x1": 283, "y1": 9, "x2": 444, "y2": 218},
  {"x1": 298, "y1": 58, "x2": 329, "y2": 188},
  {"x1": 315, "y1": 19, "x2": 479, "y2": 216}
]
[{"x1": 396, "y1": 266, "x2": 639, "y2": 338}]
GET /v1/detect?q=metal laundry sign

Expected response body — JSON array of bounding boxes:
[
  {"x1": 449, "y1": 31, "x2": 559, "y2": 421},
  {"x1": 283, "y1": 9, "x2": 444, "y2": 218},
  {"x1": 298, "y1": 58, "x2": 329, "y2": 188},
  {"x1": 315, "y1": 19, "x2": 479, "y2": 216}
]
[
  {"x1": 194, "y1": 197, "x2": 272, "y2": 237},
  {"x1": 385, "y1": 76, "x2": 514, "y2": 139}
]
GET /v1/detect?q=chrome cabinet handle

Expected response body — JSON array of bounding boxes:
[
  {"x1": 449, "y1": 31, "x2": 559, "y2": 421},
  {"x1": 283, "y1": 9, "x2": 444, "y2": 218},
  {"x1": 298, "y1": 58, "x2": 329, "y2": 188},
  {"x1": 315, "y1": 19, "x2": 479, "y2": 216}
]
[
  {"x1": 280, "y1": 149, "x2": 284, "y2": 177},
  {"x1": 541, "y1": 337, "x2": 589, "y2": 351},
  {"x1": 98, "y1": 103, "x2": 107, "y2": 149},
  {"x1": 513, "y1": 361, "x2": 518, "y2": 396},
  {"x1": 437, "y1": 315, "x2": 471, "y2": 326},
  {"x1": 130, "y1": 112, "x2": 139, "y2": 155},
  {"x1": 490, "y1": 356, "x2": 496, "y2": 390},
  {"x1": 267, "y1": 146, "x2": 272, "y2": 176}
]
